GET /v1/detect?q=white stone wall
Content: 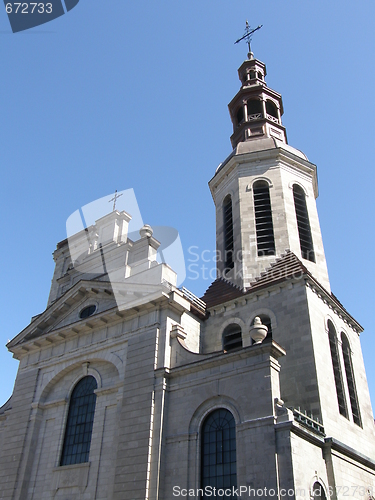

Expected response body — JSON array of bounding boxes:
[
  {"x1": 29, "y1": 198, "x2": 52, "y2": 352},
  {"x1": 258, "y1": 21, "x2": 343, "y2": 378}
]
[
  {"x1": 329, "y1": 452, "x2": 375, "y2": 500},
  {"x1": 210, "y1": 144, "x2": 330, "y2": 291},
  {"x1": 279, "y1": 165, "x2": 330, "y2": 291},
  {"x1": 202, "y1": 280, "x2": 322, "y2": 417},
  {"x1": 306, "y1": 286, "x2": 375, "y2": 458},
  {"x1": 161, "y1": 343, "x2": 283, "y2": 498},
  {"x1": 290, "y1": 433, "x2": 329, "y2": 500}
]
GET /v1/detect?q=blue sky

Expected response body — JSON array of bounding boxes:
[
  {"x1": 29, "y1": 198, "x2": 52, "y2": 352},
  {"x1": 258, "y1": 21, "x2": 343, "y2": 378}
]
[{"x1": 1, "y1": 0, "x2": 374, "y2": 413}]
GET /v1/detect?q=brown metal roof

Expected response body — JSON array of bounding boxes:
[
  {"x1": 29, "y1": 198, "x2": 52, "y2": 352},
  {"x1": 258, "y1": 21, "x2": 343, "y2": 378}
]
[
  {"x1": 245, "y1": 250, "x2": 307, "y2": 292},
  {"x1": 200, "y1": 251, "x2": 362, "y2": 331},
  {"x1": 201, "y1": 251, "x2": 306, "y2": 308},
  {"x1": 201, "y1": 277, "x2": 244, "y2": 309}
]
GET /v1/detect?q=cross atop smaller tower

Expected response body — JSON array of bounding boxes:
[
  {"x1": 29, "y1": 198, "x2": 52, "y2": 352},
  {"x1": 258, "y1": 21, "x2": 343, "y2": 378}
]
[
  {"x1": 109, "y1": 190, "x2": 123, "y2": 211},
  {"x1": 234, "y1": 21, "x2": 262, "y2": 59}
]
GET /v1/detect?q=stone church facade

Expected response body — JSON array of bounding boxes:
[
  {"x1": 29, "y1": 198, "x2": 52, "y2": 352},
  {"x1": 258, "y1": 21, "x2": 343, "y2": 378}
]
[{"x1": 1, "y1": 52, "x2": 374, "y2": 500}]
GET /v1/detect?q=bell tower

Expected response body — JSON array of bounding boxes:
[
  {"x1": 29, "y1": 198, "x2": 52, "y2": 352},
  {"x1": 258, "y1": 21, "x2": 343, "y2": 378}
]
[
  {"x1": 210, "y1": 50, "x2": 330, "y2": 291},
  {"x1": 228, "y1": 54, "x2": 286, "y2": 146}
]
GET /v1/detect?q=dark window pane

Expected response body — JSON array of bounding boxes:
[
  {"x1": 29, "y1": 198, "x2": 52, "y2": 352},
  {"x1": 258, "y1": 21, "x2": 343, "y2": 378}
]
[
  {"x1": 60, "y1": 376, "x2": 97, "y2": 466},
  {"x1": 201, "y1": 409, "x2": 237, "y2": 498},
  {"x1": 79, "y1": 305, "x2": 97, "y2": 319}
]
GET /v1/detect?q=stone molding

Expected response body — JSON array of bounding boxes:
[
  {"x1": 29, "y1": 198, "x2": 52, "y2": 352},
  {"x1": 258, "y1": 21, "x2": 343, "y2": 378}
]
[{"x1": 51, "y1": 462, "x2": 90, "y2": 494}]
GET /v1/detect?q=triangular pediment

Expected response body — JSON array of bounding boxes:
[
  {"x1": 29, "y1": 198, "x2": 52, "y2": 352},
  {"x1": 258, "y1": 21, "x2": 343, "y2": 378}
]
[{"x1": 7, "y1": 279, "x2": 171, "y2": 350}]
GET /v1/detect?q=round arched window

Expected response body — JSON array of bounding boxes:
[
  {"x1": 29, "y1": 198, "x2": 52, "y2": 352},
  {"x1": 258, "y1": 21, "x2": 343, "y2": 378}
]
[
  {"x1": 201, "y1": 409, "x2": 237, "y2": 493},
  {"x1": 223, "y1": 324, "x2": 242, "y2": 351},
  {"x1": 266, "y1": 100, "x2": 278, "y2": 119},
  {"x1": 79, "y1": 305, "x2": 97, "y2": 319}
]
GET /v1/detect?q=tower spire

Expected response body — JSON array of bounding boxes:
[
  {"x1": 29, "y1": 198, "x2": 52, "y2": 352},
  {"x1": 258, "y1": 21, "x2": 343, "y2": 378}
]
[{"x1": 228, "y1": 50, "x2": 286, "y2": 147}]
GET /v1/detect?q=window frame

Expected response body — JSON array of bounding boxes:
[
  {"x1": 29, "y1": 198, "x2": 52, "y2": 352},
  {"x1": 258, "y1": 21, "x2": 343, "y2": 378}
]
[
  {"x1": 223, "y1": 195, "x2": 234, "y2": 270},
  {"x1": 293, "y1": 184, "x2": 315, "y2": 262},
  {"x1": 200, "y1": 408, "x2": 237, "y2": 498},
  {"x1": 253, "y1": 180, "x2": 276, "y2": 257},
  {"x1": 341, "y1": 333, "x2": 362, "y2": 427},
  {"x1": 222, "y1": 324, "x2": 242, "y2": 352},
  {"x1": 327, "y1": 320, "x2": 348, "y2": 418},
  {"x1": 60, "y1": 375, "x2": 98, "y2": 467}
]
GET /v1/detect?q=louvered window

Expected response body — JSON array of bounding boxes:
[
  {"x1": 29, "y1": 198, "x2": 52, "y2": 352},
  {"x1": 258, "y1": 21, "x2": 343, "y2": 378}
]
[
  {"x1": 328, "y1": 321, "x2": 348, "y2": 418},
  {"x1": 60, "y1": 376, "x2": 97, "y2": 466},
  {"x1": 223, "y1": 196, "x2": 234, "y2": 269},
  {"x1": 293, "y1": 185, "x2": 315, "y2": 262},
  {"x1": 253, "y1": 181, "x2": 275, "y2": 256},
  {"x1": 342, "y1": 334, "x2": 362, "y2": 426},
  {"x1": 201, "y1": 409, "x2": 237, "y2": 498},
  {"x1": 223, "y1": 324, "x2": 242, "y2": 351}
]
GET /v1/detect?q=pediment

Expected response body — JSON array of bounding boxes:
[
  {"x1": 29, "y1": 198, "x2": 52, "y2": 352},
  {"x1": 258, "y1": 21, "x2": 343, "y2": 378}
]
[{"x1": 8, "y1": 279, "x2": 171, "y2": 351}]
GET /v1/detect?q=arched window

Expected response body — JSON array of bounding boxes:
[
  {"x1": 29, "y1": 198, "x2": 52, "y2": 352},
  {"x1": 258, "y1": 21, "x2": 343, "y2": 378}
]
[
  {"x1": 293, "y1": 185, "x2": 315, "y2": 262},
  {"x1": 341, "y1": 334, "x2": 361, "y2": 426},
  {"x1": 312, "y1": 482, "x2": 327, "y2": 500},
  {"x1": 247, "y1": 99, "x2": 262, "y2": 117},
  {"x1": 223, "y1": 324, "x2": 242, "y2": 351},
  {"x1": 266, "y1": 100, "x2": 278, "y2": 119},
  {"x1": 60, "y1": 376, "x2": 98, "y2": 466},
  {"x1": 201, "y1": 409, "x2": 237, "y2": 497},
  {"x1": 253, "y1": 181, "x2": 275, "y2": 256},
  {"x1": 327, "y1": 321, "x2": 348, "y2": 418},
  {"x1": 223, "y1": 196, "x2": 234, "y2": 270},
  {"x1": 251, "y1": 315, "x2": 273, "y2": 344}
]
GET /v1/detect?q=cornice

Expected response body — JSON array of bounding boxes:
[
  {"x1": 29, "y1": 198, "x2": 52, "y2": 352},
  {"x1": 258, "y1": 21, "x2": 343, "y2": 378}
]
[
  {"x1": 209, "y1": 145, "x2": 318, "y2": 199},
  {"x1": 205, "y1": 274, "x2": 362, "y2": 335},
  {"x1": 162, "y1": 340, "x2": 286, "y2": 380},
  {"x1": 8, "y1": 286, "x2": 191, "y2": 360}
]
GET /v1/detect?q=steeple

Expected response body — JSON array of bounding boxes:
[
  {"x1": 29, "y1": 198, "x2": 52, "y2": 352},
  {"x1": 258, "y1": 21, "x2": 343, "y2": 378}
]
[
  {"x1": 210, "y1": 53, "x2": 331, "y2": 292},
  {"x1": 228, "y1": 54, "x2": 287, "y2": 148}
]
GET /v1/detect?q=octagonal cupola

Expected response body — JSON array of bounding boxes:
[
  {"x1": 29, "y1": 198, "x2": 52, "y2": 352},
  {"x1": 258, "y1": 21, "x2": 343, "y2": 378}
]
[{"x1": 228, "y1": 54, "x2": 287, "y2": 148}]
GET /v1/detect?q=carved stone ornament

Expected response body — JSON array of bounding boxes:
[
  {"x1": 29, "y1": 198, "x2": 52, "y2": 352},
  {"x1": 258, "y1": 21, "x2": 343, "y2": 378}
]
[{"x1": 249, "y1": 316, "x2": 268, "y2": 344}]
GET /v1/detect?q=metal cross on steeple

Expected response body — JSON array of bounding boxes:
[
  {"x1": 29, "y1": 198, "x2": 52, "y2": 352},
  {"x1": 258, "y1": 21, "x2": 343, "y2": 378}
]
[
  {"x1": 234, "y1": 21, "x2": 263, "y2": 57},
  {"x1": 109, "y1": 190, "x2": 123, "y2": 211}
]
